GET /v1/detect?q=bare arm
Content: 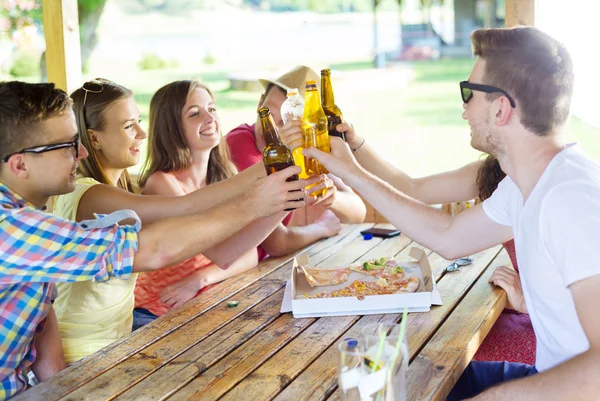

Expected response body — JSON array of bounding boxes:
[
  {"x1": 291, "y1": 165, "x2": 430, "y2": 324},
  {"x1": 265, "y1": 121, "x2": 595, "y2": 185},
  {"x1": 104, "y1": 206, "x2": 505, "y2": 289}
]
[
  {"x1": 327, "y1": 175, "x2": 367, "y2": 223},
  {"x1": 30, "y1": 305, "x2": 65, "y2": 382},
  {"x1": 473, "y1": 274, "x2": 600, "y2": 401},
  {"x1": 261, "y1": 209, "x2": 341, "y2": 257},
  {"x1": 132, "y1": 167, "x2": 306, "y2": 271},
  {"x1": 305, "y1": 139, "x2": 512, "y2": 259},
  {"x1": 139, "y1": 169, "x2": 301, "y2": 269},
  {"x1": 159, "y1": 248, "x2": 259, "y2": 308},
  {"x1": 75, "y1": 162, "x2": 265, "y2": 223},
  {"x1": 341, "y1": 123, "x2": 482, "y2": 205}
]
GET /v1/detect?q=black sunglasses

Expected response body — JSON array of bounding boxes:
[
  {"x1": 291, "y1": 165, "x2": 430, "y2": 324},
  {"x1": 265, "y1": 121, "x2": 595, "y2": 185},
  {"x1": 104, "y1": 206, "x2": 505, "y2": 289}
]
[
  {"x1": 460, "y1": 81, "x2": 516, "y2": 108},
  {"x1": 2, "y1": 137, "x2": 80, "y2": 163}
]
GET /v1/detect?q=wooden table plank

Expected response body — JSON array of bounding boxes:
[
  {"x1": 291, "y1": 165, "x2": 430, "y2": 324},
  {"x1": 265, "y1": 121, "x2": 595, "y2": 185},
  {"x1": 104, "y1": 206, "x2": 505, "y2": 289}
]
[
  {"x1": 219, "y1": 316, "x2": 360, "y2": 401},
  {"x1": 18, "y1": 225, "x2": 368, "y2": 401},
  {"x1": 59, "y1": 280, "x2": 287, "y2": 400},
  {"x1": 405, "y1": 246, "x2": 502, "y2": 363},
  {"x1": 167, "y1": 314, "x2": 315, "y2": 401},
  {"x1": 93, "y1": 226, "x2": 375, "y2": 400},
  {"x1": 406, "y1": 249, "x2": 510, "y2": 401},
  {"x1": 114, "y1": 288, "x2": 298, "y2": 400},
  {"x1": 285, "y1": 245, "x2": 502, "y2": 401},
  {"x1": 272, "y1": 313, "x2": 402, "y2": 401},
  {"x1": 212, "y1": 226, "x2": 396, "y2": 401}
]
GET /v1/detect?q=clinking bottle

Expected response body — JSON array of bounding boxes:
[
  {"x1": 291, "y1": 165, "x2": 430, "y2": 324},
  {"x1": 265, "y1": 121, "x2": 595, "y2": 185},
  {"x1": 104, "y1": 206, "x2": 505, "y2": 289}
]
[
  {"x1": 259, "y1": 106, "x2": 302, "y2": 211},
  {"x1": 321, "y1": 68, "x2": 345, "y2": 141},
  {"x1": 280, "y1": 88, "x2": 308, "y2": 179},
  {"x1": 302, "y1": 80, "x2": 330, "y2": 182}
]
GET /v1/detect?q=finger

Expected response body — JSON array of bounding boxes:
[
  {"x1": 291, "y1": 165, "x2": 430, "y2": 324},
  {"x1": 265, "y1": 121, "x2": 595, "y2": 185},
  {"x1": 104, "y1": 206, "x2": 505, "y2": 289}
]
[
  {"x1": 285, "y1": 200, "x2": 306, "y2": 209},
  {"x1": 285, "y1": 179, "x2": 308, "y2": 191},
  {"x1": 287, "y1": 137, "x2": 304, "y2": 149},
  {"x1": 282, "y1": 120, "x2": 303, "y2": 129},
  {"x1": 336, "y1": 122, "x2": 352, "y2": 132},
  {"x1": 491, "y1": 270, "x2": 516, "y2": 282},
  {"x1": 303, "y1": 146, "x2": 333, "y2": 163},
  {"x1": 285, "y1": 190, "x2": 306, "y2": 201},
  {"x1": 306, "y1": 180, "x2": 327, "y2": 193},
  {"x1": 305, "y1": 174, "x2": 326, "y2": 186},
  {"x1": 272, "y1": 165, "x2": 302, "y2": 180}
]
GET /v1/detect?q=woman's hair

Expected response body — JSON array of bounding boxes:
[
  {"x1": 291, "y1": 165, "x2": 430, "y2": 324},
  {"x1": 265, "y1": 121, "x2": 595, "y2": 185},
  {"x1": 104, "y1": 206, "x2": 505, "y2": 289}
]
[
  {"x1": 139, "y1": 80, "x2": 235, "y2": 188},
  {"x1": 71, "y1": 79, "x2": 137, "y2": 192},
  {"x1": 476, "y1": 155, "x2": 506, "y2": 201}
]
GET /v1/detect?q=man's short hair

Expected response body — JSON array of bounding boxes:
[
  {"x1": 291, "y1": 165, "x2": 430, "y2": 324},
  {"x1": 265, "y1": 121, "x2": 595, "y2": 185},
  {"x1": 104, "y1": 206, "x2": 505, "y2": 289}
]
[
  {"x1": 471, "y1": 27, "x2": 574, "y2": 135},
  {"x1": 0, "y1": 81, "x2": 73, "y2": 162}
]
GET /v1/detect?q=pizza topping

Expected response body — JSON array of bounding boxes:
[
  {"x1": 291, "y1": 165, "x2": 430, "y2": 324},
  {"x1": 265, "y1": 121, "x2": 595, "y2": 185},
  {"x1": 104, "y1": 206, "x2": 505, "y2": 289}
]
[{"x1": 363, "y1": 262, "x2": 378, "y2": 271}]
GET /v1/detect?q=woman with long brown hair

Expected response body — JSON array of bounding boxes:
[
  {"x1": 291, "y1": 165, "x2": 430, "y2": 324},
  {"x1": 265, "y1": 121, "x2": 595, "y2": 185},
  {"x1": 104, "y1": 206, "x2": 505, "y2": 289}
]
[
  {"x1": 51, "y1": 79, "x2": 307, "y2": 364},
  {"x1": 133, "y1": 80, "x2": 303, "y2": 324}
]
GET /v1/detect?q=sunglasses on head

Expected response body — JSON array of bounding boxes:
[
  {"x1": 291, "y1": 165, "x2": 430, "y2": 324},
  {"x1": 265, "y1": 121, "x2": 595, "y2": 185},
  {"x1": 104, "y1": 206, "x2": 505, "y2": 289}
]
[
  {"x1": 2, "y1": 137, "x2": 80, "y2": 163},
  {"x1": 459, "y1": 81, "x2": 516, "y2": 108},
  {"x1": 81, "y1": 78, "x2": 113, "y2": 108}
]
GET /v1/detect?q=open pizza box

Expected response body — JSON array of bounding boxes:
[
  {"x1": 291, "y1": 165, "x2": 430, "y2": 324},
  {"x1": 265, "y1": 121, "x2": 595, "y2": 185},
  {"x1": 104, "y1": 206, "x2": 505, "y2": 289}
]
[{"x1": 281, "y1": 247, "x2": 443, "y2": 318}]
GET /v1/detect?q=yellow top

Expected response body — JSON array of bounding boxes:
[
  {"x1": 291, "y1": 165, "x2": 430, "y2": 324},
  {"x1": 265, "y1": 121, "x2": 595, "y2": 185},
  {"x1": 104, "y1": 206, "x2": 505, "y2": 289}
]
[{"x1": 53, "y1": 177, "x2": 138, "y2": 364}]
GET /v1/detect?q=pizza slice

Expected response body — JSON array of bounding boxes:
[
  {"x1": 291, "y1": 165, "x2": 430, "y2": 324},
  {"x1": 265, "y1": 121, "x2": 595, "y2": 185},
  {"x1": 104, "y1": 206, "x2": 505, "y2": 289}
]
[
  {"x1": 299, "y1": 266, "x2": 351, "y2": 287},
  {"x1": 350, "y1": 257, "x2": 405, "y2": 279},
  {"x1": 307, "y1": 277, "x2": 419, "y2": 299}
]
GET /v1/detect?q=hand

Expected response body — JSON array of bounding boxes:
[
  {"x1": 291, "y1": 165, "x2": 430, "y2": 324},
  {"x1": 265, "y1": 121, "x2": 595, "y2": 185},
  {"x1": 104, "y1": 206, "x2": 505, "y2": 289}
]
[
  {"x1": 304, "y1": 174, "x2": 337, "y2": 209},
  {"x1": 279, "y1": 120, "x2": 303, "y2": 151},
  {"x1": 249, "y1": 166, "x2": 306, "y2": 217},
  {"x1": 159, "y1": 272, "x2": 206, "y2": 308},
  {"x1": 315, "y1": 209, "x2": 341, "y2": 237},
  {"x1": 488, "y1": 266, "x2": 527, "y2": 313},
  {"x1": 336, "y1": 121, "x2": 362, "y2": 150},
  {"x1": 303, "y1": 137, "x2": 364, "y2": 182}
]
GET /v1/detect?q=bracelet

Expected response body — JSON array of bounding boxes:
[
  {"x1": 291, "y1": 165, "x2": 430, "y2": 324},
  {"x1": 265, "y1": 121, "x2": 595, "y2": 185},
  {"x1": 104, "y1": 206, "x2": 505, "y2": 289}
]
[{"x1": 352, "y1": 137, "x2": 366, "y2": 152}]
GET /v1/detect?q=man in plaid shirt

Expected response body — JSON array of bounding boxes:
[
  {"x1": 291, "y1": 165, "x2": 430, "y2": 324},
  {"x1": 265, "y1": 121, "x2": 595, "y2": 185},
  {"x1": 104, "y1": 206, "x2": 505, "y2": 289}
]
[{"x1": 0, "y1": 82, "x2": 306, "y2": 400}]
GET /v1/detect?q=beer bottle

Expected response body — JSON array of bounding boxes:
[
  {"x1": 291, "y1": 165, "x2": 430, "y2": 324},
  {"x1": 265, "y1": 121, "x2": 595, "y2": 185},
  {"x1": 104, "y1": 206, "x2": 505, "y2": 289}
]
[
  {"x1": 302, "y1": 80, "x2": 330, "y2": 188},
  {"x1": 259, "y1": 107, "x2": 302, "y2": 211},
  {"x1": 280, "y1": 88, "x2": 308, "y2": 179},
  {"x1": 321, "y1": 69, "x2": 345, "y2": 141}
]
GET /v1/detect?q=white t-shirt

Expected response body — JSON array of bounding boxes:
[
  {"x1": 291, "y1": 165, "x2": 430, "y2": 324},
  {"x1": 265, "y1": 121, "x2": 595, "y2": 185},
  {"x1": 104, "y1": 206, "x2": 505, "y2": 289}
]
[{"x1": 483, "y1": 143, "x2": 600, "y2": 372}]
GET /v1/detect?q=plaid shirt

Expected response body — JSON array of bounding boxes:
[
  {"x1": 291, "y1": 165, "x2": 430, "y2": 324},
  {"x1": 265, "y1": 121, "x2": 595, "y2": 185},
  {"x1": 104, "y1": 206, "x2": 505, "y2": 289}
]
[{"x1": 0, "y1": 182, "x2": 139, "y2": 400}]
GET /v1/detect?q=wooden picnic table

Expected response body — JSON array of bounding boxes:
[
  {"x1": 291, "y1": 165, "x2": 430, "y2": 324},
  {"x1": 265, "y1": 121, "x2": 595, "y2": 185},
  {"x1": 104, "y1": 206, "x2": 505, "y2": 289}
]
[{"x1": 17, "y1": 223, "x2": 508, "y2": 401}]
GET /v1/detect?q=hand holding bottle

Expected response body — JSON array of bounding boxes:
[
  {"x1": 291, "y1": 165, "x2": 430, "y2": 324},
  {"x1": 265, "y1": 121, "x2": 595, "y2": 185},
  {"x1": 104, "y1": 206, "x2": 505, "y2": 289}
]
[{"x1": 278, "y1": 120, "x2": 304, "y2": 151}]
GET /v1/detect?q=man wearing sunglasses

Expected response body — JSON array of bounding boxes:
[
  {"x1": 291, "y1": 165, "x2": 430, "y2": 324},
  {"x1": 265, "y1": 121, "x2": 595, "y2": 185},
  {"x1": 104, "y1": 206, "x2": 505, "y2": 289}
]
[
  {"x1": 0, "y1": 81, "x2": 306, "y2": 399},
  {"x1": 305, "y1": 27, "x2": 600, "y2": 400}
]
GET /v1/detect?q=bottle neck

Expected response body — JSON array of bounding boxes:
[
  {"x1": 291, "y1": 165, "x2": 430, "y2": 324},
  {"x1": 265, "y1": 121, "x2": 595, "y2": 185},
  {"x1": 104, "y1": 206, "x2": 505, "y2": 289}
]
[
  {"x1": 321, "y1": 75, "x2": 335, "y2": 107},
  {"x1": 259, "y1": 114, "x2": 281, "y2": 145},
  {"x1": 305, "y1": 88, "x2": 321, "y2": 112}
]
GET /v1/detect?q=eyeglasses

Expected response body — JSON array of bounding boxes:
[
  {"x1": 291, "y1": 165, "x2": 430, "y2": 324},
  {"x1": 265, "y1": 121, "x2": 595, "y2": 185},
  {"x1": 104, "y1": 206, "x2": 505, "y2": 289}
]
[
  {"x1": 1, "y1": 137, "x2": 80, "y2": 163},
  {"x1": 460, "y1": 81, "x2": 516, "y2": 108},
  {"x1": 82, "y1": 79, "x2": 104, "y2": 108}
]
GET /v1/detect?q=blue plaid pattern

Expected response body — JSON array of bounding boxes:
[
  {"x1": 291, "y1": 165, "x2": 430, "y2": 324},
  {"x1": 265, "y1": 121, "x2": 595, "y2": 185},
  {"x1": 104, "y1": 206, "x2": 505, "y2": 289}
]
[{"x1": 0, "y1": 182, "x2": 139, "y2": 400}]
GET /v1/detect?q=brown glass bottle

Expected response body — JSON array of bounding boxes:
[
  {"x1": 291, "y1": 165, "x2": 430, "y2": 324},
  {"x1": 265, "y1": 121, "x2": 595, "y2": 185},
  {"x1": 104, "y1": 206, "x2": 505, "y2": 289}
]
[
  {"x1": 321, "y1": 69, "x2": 345, "y2": 141},
  {"x1": 259, "y1": 107, "x2": 302, "y2": 211}
]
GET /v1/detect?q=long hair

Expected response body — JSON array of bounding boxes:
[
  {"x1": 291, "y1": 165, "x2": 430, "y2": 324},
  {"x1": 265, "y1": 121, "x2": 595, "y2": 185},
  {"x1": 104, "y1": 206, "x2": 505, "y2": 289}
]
[
  {"x1": 71, "y1": 79, "x2": 136, "y2": 192},
  {"x1": 139, "y1": 80, "x2": 235, "y2": 188},
  {"x1": 476, "y1": 155, "x2": 506, "y2": 201}
]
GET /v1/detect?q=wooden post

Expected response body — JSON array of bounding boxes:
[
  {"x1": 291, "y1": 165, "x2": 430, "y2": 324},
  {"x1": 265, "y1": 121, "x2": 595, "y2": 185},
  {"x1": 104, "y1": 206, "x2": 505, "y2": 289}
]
[
  {"x1": 43, "y1": 0, "x2": 82, "y2": 93},
  {"x1": 505, "y1": 0, "x2": 535, "y2": 27}
]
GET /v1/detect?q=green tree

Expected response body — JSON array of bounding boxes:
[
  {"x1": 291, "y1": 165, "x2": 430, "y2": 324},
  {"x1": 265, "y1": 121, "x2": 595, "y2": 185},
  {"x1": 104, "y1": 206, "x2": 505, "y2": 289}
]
[{"x1": 1, "y1": 0, "x2": 108, "y2": 72}]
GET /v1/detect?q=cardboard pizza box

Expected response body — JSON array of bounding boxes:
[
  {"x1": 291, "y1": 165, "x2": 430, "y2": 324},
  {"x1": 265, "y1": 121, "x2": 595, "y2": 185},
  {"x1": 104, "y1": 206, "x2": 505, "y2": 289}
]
[{"x1": 282, "y1": 247, "x2": 442, "y2": 318}]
